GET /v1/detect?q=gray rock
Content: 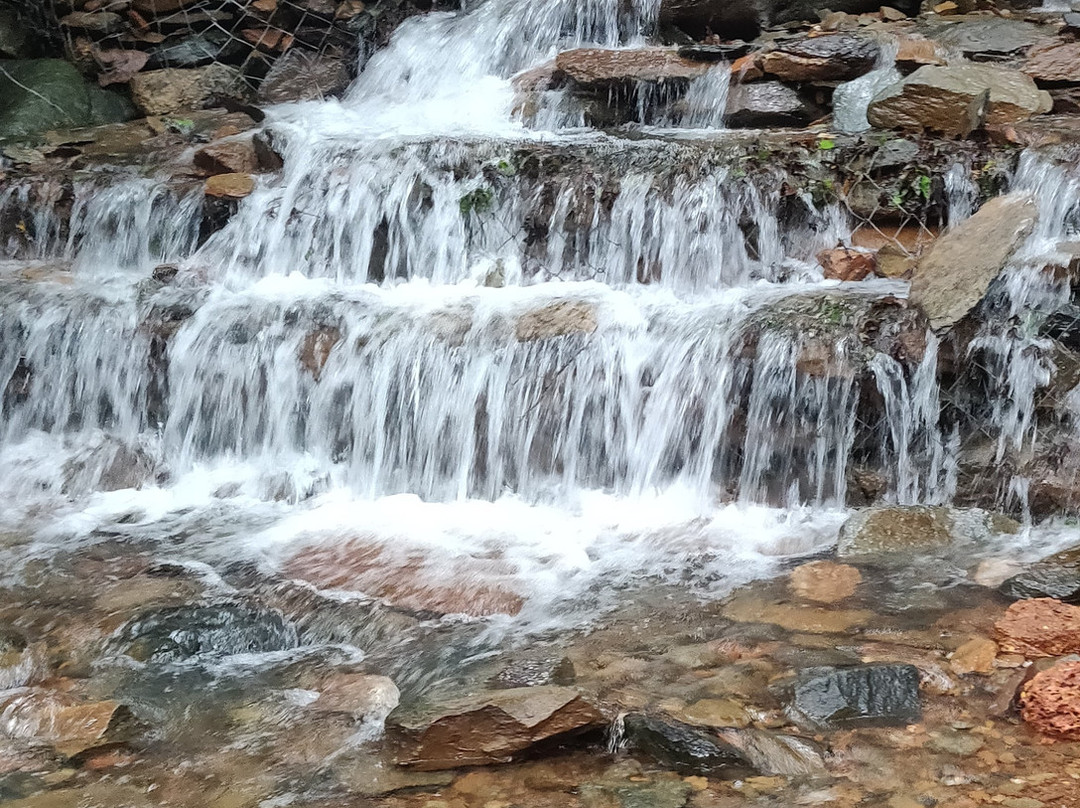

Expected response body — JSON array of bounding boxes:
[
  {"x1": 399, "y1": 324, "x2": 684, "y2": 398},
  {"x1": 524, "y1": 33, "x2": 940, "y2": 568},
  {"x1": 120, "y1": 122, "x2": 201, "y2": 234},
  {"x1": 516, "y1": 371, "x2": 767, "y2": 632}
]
[
  {"x1": 258, "y1": 48, "x2": 352, "y2": 105},
  {"x1": 910, "y1": 192, "x2": 1037, "y2": 331},
  {"x1": 761, "y1": 33, "x2": 878, "y2": 82},
  {"x1": 147, "y1": 33, "x2": 245, "y2": 69},
  {"x1": 0, "y1": 59, "x2": 134, "y2": 139},
  {"x1": 924, "y1": 18, "x2": 1051, "y2": 57},
  {"x1": 129, "y1": 64, "x2": 248, "y2": 116},
  {"x1": 868, "y1": 64, "x2": 1052, "y2": 136},
  {"x1": 791, "y1": 664, "x2": 922, "y2": 729},
  {"x1": 0, "y1": 8, "x2": 31, "y2": 59},
  {"x1": 1000, "y1": 546, "x2": 1080, "y2": 603},
  {"x1": 725, "y1": 81, "x2": 819, "y2": 128},
  {"x1": 622, "y1": 713, "x2": 752, "y2": 777}
]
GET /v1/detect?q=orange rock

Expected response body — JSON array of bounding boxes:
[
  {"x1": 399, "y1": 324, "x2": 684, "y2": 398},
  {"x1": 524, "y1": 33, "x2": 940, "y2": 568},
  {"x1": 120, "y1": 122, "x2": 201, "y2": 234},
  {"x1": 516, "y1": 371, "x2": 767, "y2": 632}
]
[
  {"x1": 894, "y1": 37, "x2": 946, "y2": 71},
  {"x1": 949, "y1": 637, "x2": 998, "y2": 675},
  {"x1": 817, "y1": 247, "x2": 877, "y2": 281},
  {"x1": 241, "y1": 27, "x2": 294, "y2": 53},
  {"x1": 731, "y1": 53, "x2": 764, "y2": 81},
  {"x1": 204, "y1": 173, "x2": 255, "y2": 199},
  {"x1": 1020, "y1": 660, "x2": 1080, "y2": 739},
  {"x1": 789, "y1": 561, "x2": 862, "y2": 604},
  {"x1": 993, "y1": 598, "x2": 1080, "y2": 658},
  {"x1": 194, "y1": 140, "x2": 259, "y2": 175}
]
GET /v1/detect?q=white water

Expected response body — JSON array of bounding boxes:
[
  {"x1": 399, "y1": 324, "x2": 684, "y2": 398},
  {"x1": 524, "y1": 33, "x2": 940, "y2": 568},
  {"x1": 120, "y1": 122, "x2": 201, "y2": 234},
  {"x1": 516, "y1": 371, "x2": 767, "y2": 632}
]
[{"x1": 1, "y1": 0, "x2": 1079, "y2": 627}]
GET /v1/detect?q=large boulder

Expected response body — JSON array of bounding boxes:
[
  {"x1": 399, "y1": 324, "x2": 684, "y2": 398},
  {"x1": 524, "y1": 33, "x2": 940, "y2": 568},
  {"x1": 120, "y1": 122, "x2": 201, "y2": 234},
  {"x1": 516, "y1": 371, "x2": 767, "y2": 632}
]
[
  {"x1": 0, "y1": 59, "x2": 133, "y2": 139},
  {"x1": 391, "y1": 686, "x2": 604, "y2": 770},
  {"x1": 867, "y1": 64, "x2": 1053, "y2": 136},
  {"x1": 909, "y1": 192, "x2": 1037, "y2": 332},
  {"x1": 129, "y1": 64, "x2": 248, "y2": 116},
  {"x1": 761, "y1": 33, "x2": 878, "y2": 82}
]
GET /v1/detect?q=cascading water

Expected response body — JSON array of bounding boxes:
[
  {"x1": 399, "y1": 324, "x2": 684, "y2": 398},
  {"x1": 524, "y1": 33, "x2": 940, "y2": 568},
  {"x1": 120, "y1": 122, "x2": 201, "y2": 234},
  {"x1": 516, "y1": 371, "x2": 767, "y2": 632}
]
[{"x1": 1, "y1": 0, "x2": 1079, "y2": 636}]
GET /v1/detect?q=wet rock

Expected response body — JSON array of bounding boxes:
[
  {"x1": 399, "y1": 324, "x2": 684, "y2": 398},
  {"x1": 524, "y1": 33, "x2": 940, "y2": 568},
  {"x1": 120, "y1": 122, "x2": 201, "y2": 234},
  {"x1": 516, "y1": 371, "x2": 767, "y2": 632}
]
[
  {"x1": 313, "y1": 673, "x2": 399, "y2": 724},
  {"x1": 788, "y1": 561, "x2": 861, "y2": 604},
  {"x1": 204, "y1": 172, "x2": 256, "y2": 199},
  {"x1": 0, "y1": 59, "x2": 134, "y2": 138},
  {"x1": 761, "y1": 34, "x2": 877, "y2": 82},
  {"x1": 516, "y1": 301, "x2": 598, "y2": 341},
  {"x1": 817, "y1": 247, "x2": 876, "y2": 281},
  {"x1": 129, "y1": 64, "x2": 247, "y2": 116},
  {"x1": 894, "y1": 36, "x2": 947, "y2": 72},
  {"x1": 994, "y1": 598, "x2": 1080, "y2": 658},
  {"x1": 299, "y1": 325, "x2": 342, "y2": 380},
  {"x1": 194, "y1": 139, "x2": 260, "y2": 175},
  {"x1": 909, "y1": 192, "x2": 1037, "y2": 331},
  {"x1": 949, "y1": 637, "x2": 998, "y2": 675},
  {"x1": 1019, "y1": 659, "x2": 1080, "y2": 740},
  {"x1": 117, "y1": 604, "x2": 298, "y2": 663},
  {"x1": 838, "y1": 505, "x2": 951, "y2": 556},
  {"x1": 716, "y1": 728, "x2": 826, "y2": 776},
  {"x1": 391, "y1": 686, "x2": 604, "y2": 770},
  {"x1": 490, "y1": 657, "x2": 576, "y2": 689},
  {"x1": 926, "y1": 17, "x2": 1051, "y2": 57},
  {"x1": 282, "y1": 538, "x2": 525, "y2": 617},
  {"x1": 1023, "y1": 42, "x2": 1080, "y2": 86},
  {"x1": 724, "y1": 594, "x2": 872, "y2": 633},
  {"x1": 868, "y1": 65, "x2": 1053, "y2": 136},
  {"x1": 258, "y1": 48, "x2": 352, "y2": 104},
  {"x1": 725, "y1": 81, "x2": 819, "y2": 128},
  {"x1": 554, "y1": 48, "x2": 710, "y2": 89},
  {"x1": 927, "y1": 727, "x2": 984, "y2": 756},
  {"x1": 677, "y1": 698, "x2": 751, "y2": 729},
  {"x1": 1000, "y1": 547, "x2": 1080, "y2": 603},
  {"x1": 790, "y1": 664, "x2": 922, "y2": 729},
  {"x1": 0, "y1": 689, "x2": 135, "y2": 758},
  {"x1": 622, "y1": 713, "x2": 752, "y2": 777}
]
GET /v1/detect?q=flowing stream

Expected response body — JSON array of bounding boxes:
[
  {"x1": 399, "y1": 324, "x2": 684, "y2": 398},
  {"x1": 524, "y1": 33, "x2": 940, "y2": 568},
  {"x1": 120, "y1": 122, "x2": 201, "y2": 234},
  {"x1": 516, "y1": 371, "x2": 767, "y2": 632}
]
[{"x1": 1, "y1": 0, "x2": 1080, "y2": 728}]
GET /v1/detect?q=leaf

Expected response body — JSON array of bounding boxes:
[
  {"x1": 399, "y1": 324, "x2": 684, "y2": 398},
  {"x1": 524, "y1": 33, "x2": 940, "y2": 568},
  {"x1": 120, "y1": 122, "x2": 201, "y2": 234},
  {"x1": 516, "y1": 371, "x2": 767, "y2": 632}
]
[{"x1": 818, "y1": 138, "x2": 836, "y2": 151}]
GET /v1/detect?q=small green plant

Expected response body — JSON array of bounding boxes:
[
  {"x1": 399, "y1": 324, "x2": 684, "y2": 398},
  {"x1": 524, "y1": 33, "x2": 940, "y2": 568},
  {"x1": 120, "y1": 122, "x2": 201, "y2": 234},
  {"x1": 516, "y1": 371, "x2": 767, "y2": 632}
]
[
  {"x1": 818, "y1": 138, "x2": 836, "y2": 151},
  {"x1": 459, "y1": 187, "x2": 495, "y2": 216},
  {"x1": 917, "y1": 174, "x2": 931, "y2": 201},
  {"x1": 495, "y1": 159, "x2": 515, "y2": 177}
]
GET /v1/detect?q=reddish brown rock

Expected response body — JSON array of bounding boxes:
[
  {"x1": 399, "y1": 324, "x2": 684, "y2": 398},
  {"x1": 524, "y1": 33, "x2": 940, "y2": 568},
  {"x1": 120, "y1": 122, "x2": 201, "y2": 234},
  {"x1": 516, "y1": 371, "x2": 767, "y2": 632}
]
[
  {"x1": 789, "y1": 561, "x2": 862, "y2": 604},
  {"x1": 283, "y1": 538, "x2": 525, "y2": 617},
  {"x1": 241, "y1": 27, "x2": 295, "y2": 53},
  {"x1": 817, "y1": 247, "x2": 877, "y2": 281},
  {"x1": 994, "y1": 598, "x2": 1080, "y2": 658},
  {"x1": 554, "y1": 48, "x2": 710, "y2": 89},
  {"x1": 0, "y1": 689, "x2": 134, "y2": 758},
  {"x1": 761, "y1": 34, "x2": 878, "y2": 82},
  {"x1": 204, "y1": 173, "x2": 255, "y2": 199},
  {"x1": 299, "y1": 326, "x2": 342, "y2": 380},
  {"x1": 1023, "y1": 42, "x2": 1080, "y2": 85},
  {"x1": 313, "y1": 673, "x2": 399, "y2": 720},
  {"x1": 894, "y1": 37, "x2": 946, "y2": 72},
  {"x1": 730, "y1": 53, "x2": 764, "y2": 81},
  {"x1": 194, "y1": 139, "x2": 259, "y2": 175},
  {"x1": 392, "y1": 686, "x2": 604, "y2": 770},
  {"x1": 94, "y1": 49, "x2": 149, "y2": 87},
  {"x1": 1020, "y1": 660, "x2": 1080, "y2": 739}
]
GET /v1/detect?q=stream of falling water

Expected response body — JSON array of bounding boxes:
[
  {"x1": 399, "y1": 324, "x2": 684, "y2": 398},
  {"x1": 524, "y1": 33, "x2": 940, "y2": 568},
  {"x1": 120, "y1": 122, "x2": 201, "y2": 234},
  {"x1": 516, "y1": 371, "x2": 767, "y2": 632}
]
[{"x1": 0, "y1": 0, "x2": 1079, "y2": 668}]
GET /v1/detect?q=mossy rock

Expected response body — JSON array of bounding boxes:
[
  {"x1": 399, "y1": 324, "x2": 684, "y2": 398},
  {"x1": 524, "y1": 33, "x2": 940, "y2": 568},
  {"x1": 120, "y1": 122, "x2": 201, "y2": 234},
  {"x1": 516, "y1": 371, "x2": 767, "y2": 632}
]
[{"x1": 0, "y1": 59, "x2": 134, "y2": 139}]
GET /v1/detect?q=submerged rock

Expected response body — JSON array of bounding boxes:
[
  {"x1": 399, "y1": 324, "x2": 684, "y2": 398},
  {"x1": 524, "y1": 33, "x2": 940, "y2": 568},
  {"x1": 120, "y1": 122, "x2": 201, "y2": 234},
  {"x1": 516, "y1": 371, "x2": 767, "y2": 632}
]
[
  {"x1": 788, "y1": 561, "x2": 861, "y2": 604},
  {"x1": 949, "y1": 637, "x2": 998, "y2": 675},
  {"x1": 716, "y1": 727, "x2": 826, "y2": 776},
  {"x1": 489, "y1": 657, "x2": 576, "y2": 689},
  {"x1": 1020, "y1": 659, "x2": 1080, "y2": 740},
  {"x1": 837, "y1": 505, "x2": 952, "y2": 556},
  {"x1": 0, "y1": 689, "x2": 136, "y2": 758},
  {"x1": 117, "y1": 604, "x2": 298, "y2": 663},
  {"x1": 790, "y1": 664, "x2": 922, "y2": 729},
  {"x1": 867, "y1": 64, "x2": 1052, "y2": 136},
  {"x1": 1000, "y1": 546, "x2": 1080, "y2": 603},
  {"x1": 391, "y1": 686, "x2": 604, "y2": 770},
  {"x1": 994, "y1": 598, "x2": 1080, "y2": 658},
  {"x1": 516, "y1": 301, "x2": 598, "y2": 341},
  {"x1": 622, "y1": 713, "x2": 752, "y2": 777},
  {"x1": 909, "y1": 192, "x2": 1037, "y2": 331},
  {"x1": 761, "y1": 33, "x2": 878, "y2": 82}
]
